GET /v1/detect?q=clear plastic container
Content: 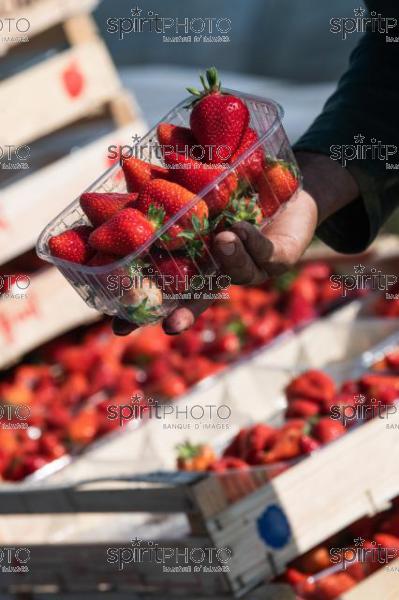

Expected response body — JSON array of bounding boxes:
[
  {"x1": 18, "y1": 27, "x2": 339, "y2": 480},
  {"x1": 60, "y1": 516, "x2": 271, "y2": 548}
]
[{"x1": 37, "y1": 90, "x2": 302, "y2": 326}]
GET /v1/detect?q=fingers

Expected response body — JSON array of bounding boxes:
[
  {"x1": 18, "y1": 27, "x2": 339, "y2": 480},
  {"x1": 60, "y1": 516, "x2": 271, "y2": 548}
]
[
  {"x1": 163, "y1": 297, "x2": 214, "y2": 335},
  {"x1": 213, "y1": 231, "x2": 262, "y2": 285},
  {"x1": 231, "y1": 221, "x2": 274, "y2": 272},
  {"x1": 112, "y1": 317, "x2": 138, "y2": 336}
]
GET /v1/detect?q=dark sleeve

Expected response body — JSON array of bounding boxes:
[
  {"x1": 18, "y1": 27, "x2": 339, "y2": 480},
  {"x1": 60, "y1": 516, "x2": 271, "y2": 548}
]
[{"x1": 294, "y1": 3, "x2": 399, "y2": 254}]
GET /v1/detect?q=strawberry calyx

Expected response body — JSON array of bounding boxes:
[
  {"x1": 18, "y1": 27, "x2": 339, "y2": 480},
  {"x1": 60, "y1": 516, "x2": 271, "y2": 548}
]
[
  {"x1": 186, "y1": 66, "x2": 222, "y2": 107},
  {"x1": 273, "y1": 270, "x2": 299, "y2": 293},
  {"x1": 126, "y1": 298, "x2": 162, "y2": 325},
  {"x1": 176, "y1": 440, "x2": 203, "y2": 460},
  {"x1": 174, "y1": 215, "x2": 210, "y2": 259},
  {"x1": 147, "y1": 204, "x2": 166, "y2": 230},
  {"x1": 221, "y1": 192, "x2": 262, "y2": 227}
]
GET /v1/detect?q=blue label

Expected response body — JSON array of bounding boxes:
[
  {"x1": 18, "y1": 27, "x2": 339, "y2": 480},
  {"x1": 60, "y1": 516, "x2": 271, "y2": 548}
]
[{"x1": 257, "y1": 504, "x2": 291, "y2": 549}]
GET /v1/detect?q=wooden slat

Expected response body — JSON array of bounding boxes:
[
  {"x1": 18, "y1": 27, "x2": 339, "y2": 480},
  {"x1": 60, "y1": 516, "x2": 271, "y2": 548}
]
[
  {"x1": 0, "y1": 482, "x2": 195, "y2": 514},
  {"x1": 0, "y1": 540, "x2": 228, "y2": 596},
  {"x1": 0, "y1": 0, "x2": 99, "y2": 55},
  {"x1": 0, "y1": 120, "x2": 147, "y2": 265},
  {"x1": 0, "y1": 267, "x2": 98, "y2": 368},
  {"x1": 0, "y1": 39, "x2": 120, "y2": 145}
]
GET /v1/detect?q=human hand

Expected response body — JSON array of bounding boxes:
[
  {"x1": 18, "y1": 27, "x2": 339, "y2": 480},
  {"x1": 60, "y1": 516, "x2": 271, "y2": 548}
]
[{"x1": 113, "y1": 152, "x2": 359, "y2": 336}]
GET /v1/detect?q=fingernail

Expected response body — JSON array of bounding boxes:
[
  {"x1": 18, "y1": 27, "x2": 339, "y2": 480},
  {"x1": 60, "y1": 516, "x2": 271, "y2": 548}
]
[{"x1": 220, "y1": 242, "x2": 235, "y2": 256}]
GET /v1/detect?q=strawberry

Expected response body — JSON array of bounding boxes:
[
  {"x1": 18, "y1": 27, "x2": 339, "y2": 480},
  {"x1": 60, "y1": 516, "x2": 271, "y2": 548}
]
[
  {"x1": 263, "y1": 427, "x2": 303, "y2": 463},
  {"x1": 119, "y1": 277, "x2": 163, "y2": 325},
  {"x1": 229, "y1": 128, "x2": 265, "y2": 184},
  {"x1": 122, "y1": 157, "x2": 169, "y2": 193},
  {"x1": 300, "y1": 434, "x2": 321, "y2": 454},
  {"x1": 67, "y1": 407, "x2": 99, "y2": 445},
  {"x1": 49, "y1": 225, "x2": 94, "y2": 264},
  {"x1": 246, "y1": 310, "x2": 282, "y2": 346},
  {"x1": 312, "y1": 418, "x2": 346, "y2": 444},
  {"x1": 177, "y1": 442, "x2": 216, "y2": 471},
  {"x1": 285, "y1": 294, "x2": 317, "y2": 325},
  {"x1": 208, "y1": 457, "x2": 249, "y2": 472},
  {"x1": 136, "y1": 179, "x2": 208, "y2": 229},
  {"x1": 313, "y1": 572, "x2": 356, "y2": 599},
  {"x1": 257, "y1": 160, "x2": 298, "y2": 216},
  {"x1": 286, "y1": 370, "x2": 337, "y2": 405},
  {"x1": 290, "y1": 274, "x2": 319, "y2": 304},
  {"x1": 80, "y1": 192, "x2": 138, "y2": 227},
  {"x1": 157, "y1": 123, "x2": 197, "y2": 157},
  {"x1": 294, "y1": 546, "x2": 331, "y2": 574},
  {"x1": 165, "y1": 152, "x2": 237, "y2": 217},
  {"x1": 188, "y1": 67, "x2": 249, "y2": 164},
  {"x1": 153, "y1": 257, "x2": 197, "y2": 294},
  {"x1": 89, "y1": 208, "x2": 161, "y2": 257},
  {"x1": 154, "y1": 373, "x2": 187, "y2": 399},
  {"x1": 286, "y1": 398, "x2": 321, "y2": 418},
  {"x1": 208, "y1": 331, "x2": 241, "y2": 360}
]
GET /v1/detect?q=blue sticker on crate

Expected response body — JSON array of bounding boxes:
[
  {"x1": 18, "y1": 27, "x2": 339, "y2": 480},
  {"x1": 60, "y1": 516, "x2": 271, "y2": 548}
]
[{"x1": 256, "y1": 504, "x2": 291, "y2": 549}]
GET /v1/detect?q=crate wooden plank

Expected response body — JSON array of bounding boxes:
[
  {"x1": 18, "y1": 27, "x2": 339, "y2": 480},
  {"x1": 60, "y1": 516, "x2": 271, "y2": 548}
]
[
  {"x1": 0, "y1": 481, "x2": 195, "y2": 514},
  {"x1": 0, "y1": 39, "x2": 121, "y2": 145},
  {"x1": 0, "y1": 267, "x2": 98, "y2": 368},
  {"x1": 190, "y1": 410, "x2": 399, "y2": 590},
  {"x1": 0, "y1": 0, "x2": 98, "y2": 56},
  {"x1": 0, "y1": 120, "x2": 147, "y2": 265},
  {"x1": 341, "y1": 558, "x2": 399, "y2": 600},
  {"x1": 0, "y1": 540, "x2": 229, "y2": 596}
]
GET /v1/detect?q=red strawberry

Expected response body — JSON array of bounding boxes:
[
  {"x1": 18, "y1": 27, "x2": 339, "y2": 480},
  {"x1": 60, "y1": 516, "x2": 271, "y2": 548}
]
[
  {"x1": 312, "y1": 418, "x2": 346, "y2": 444},
  {"x1": 49, "y1": 225, "x2": 94, "y2": 264},
  {"x1": 257, "y1": 160, "x2": 299, "y2": 216},
  {"x1": 136, "y1": 179, "x2": 208, "y2": 229},
  {"x1": 89, "y1": 208, "x2": 159, "y2": 257},
  {"x1": 286, "y1": 398, "x2": 320, "y2": 419},
  {"x1": 188, "y1": 67, "x2": 249, "y2": 164},
  {"x1": 246, "y1": 310, "x2": 282, "y2": 346},
  {"x1": 208, "y1": 331, "x2": 241, "y2": 360},
  {"x1": 314, "y1": 572, "x2": 356, "y2": 599},
  {"x1": 229, "y1": 127, "x2": 265, "y2": 184},
  {"x1": 153, "y1": 257, "x2": 197, "y2": 294},
  {"x1": 154, "y1": 373, "x2": 187, "y2": 399},
  {"x1": 165, "y1": 152, "x2": 237, "y2": 217},
  {"x1": 208, "y1": 457, "x2": 249, "y2": 472},
  {"x1": 285, "y1": 294, "x2": 317, "y2": 325},
  {"x1": 286, "y1": 370, "x2": 336, "y2": 405},
  {"x1": 80, "y1": 192, "x2": 138, "y2": 227},
  {"x1": 300, "y1": 435, "x2": 321, "y2": 454},
  {"x1": 157, "y1": 123, "x2": 197, "y2": 157},
  {"x1": 122, "y1": 157, "x2": 169, "y2": 193}
]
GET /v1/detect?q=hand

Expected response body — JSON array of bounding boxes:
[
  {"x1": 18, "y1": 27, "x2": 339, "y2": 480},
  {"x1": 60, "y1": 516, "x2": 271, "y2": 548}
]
[{"x1": 113, "y1": 152, "x2": 359, "y2": 336}]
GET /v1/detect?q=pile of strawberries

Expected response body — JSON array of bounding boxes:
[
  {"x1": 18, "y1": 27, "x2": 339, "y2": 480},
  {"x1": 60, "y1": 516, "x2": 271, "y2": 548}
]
[
  {"x1": 372, "y1": 281, "x2": 399, "y2": 318},
  {"x1": 0, "y1": 261, "x2": 356, "y2": 481},
  {"x1": 281, "y1": 497, "x2": 399, "y2": 599},
  {"x1": 177, "y1": 354, "x2": 399, "y2": 474},
  {"x1": 48, "y1": 68, "x2": 299, "y2": 324}
]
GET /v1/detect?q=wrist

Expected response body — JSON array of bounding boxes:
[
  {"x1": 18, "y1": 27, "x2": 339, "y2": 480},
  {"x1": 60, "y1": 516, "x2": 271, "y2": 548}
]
[{"x1": 294, "y1": 151, "x2": 360, "y2": 225}]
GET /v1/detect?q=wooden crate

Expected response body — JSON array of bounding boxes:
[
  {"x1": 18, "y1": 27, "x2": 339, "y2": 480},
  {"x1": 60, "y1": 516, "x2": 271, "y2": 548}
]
[
  {"x1": 0, "y1": 0, "x2": 99, "y2": 55},
  {"x1": 0, "y1": 403, "x2": 398, "y2": 598},
  {"x1": 0, "y1": 267, "x2": 99, "y2": 368}
]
